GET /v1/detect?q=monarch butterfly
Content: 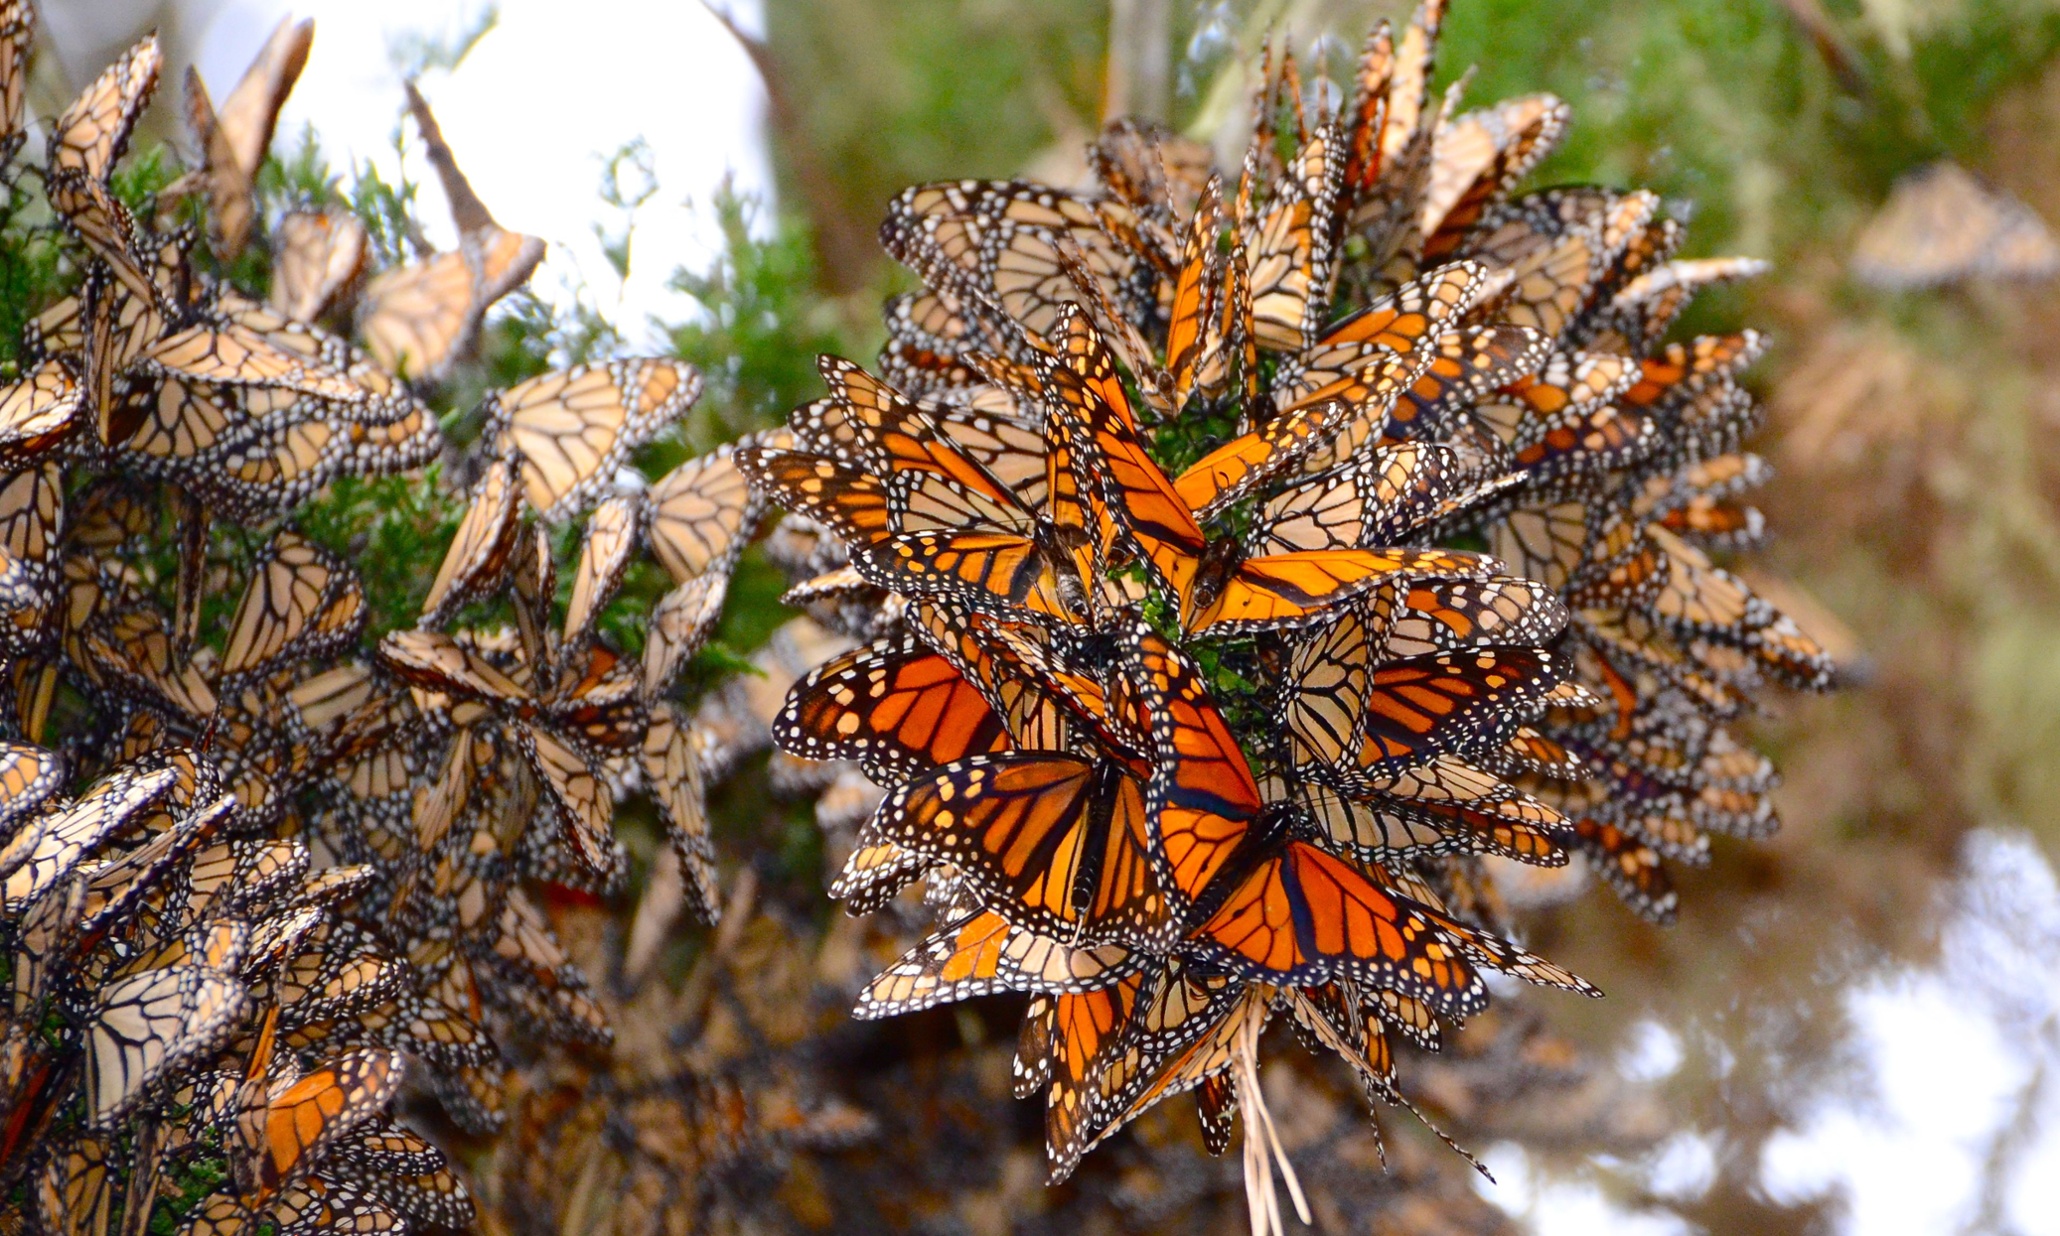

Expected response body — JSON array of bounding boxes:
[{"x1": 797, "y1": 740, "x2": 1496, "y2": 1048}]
[
  {"x1": 1045, "y1": 309, "x2": 1494, "y2": 634},
  {"x1": 0, "y1": 362, "x2": 83, "y2": 468},
  {"x1": 1266, "y1": 769, "x2": 1564, "y2": 863},
  {"x1": 139, "y1": 320, "x2": 366, "y2": 403},
  {"x1": 646, "y1": 444, "x2": 758, "y2": 583},
  {"x1": 46, "y1": 169, "x2": 160, "y2": 308},
  {"x1": 80, "y1": 795, "x2": 235, "y2": 940},
  {"x1": 1568, "y1": 818, "x2": 1677, "y2": 923},
  {"x1": 1241, "y1": 122, "x2": 1343, "y2": 352},
  {"x1": 1419, "y1": 94, "x2": 1569, "y2": 257},
  {"x1": 220, "y1": 531, "x2": 366, "y2": 683},
  {"x1": 1639, "y1": 452, "x2": 1770, "y2": 549},
  {"x1": 741, "y1": 441, "x2": 1093, "y2": 628},
  {"x1": 1043, "y1": 958, "x2": 1260, "y2": 1183},
  {"x1": 1281, "y1": 608, "x2": 1562, "y2": 772},
  {"x1": 86, "y1": 958, "x2": 248, "y2": 1125},
  {"x1": 270, "y1": 210, "x2": 371, "y2": 324},
  {"x1": 641, "y1": 574, "x2": 728, "y2": 699},
  {"x1": 421, "y1": 454, "x2": 521, "y2": 625},
  {"x1": 880, "y1": 178, "x2": 1159, "y2": 351},
  {"x1": 644, "y1": 701, "x2": 722, "y2": 923},
  {"x1": 0, "y1": 0, "x2": 29, "y2": 169},
  {"x1": 5, "y1": 765, "x2": 177, "y2": 909},
  {"x1": 0, "y1": 463, "x2": 61, "y2": 570},
  {"x1": 0, "y1": 741, "x2": 62, "y2": 832},
  {"x1": 1138, "y1": 634, "x2": 1579, "y2": 1007},
  {"x1": 235, "y1": 1031, "x2": 404, "y2": 1199},
  {"x1": 1605, "y1": 256, "x2": 1770, "y2": 354},
  {"x1": 48, "y1": 34, "x2": 160, "y2": 183},
  {"x1": 356, "y1": 253, "x2": 481, "y2": 383},
  {"x1": 867, "y1": 745, "x2": 1171, "y2": 949},
  {"x1": 1853, "y1": 160, "x2": 2060, "y2": 288},
  {"x1": 1088, "y1": 116, "x2": 1215, "y2": 229},
  {"x1": 487, "y1": 359, "x2": 702, "y2": 522},
  {"x1": 171, "y1": 17, "x2": 309, "y2": 258},
  {"x1": 521, "y1": 719, "x2": 617, "y2": 876},
  {"x1": 775, "y1": 631, "x2": 1014, "y2": 781},
  {"x1": 178, "y1": 69, "x2": 256, "y2": 259},
  {"x1": 1252, "y1": 441, "x2": 1499, "y2": 555},
  {"x1": 1271, "y1": 261, "x2": 1487, "y2": 427},
  {"x1": 355, "y1": 86, "x2": 544, "y2": 382},
  {"x1": 855, "y1": 907, "x2": 1143, "y2": 1018},
  {"x1": 562, "y1": 492, "x2": 642, "y2": 647}
]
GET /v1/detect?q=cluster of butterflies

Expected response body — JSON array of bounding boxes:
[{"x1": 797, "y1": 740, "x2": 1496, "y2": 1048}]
[
  {"x1": 740, "y1": 0, "x2": 1835, "y2": 1206},
  {"x1": 0, "y1": 10, "x2": 776, "y2": 1234}
]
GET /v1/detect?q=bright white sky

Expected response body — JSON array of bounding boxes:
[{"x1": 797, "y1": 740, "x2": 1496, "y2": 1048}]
[
  {"x1": 192, "y1": 0, "x2": 770, "y2": 342},
  {"x1": 82, "y1": 6, "x2": 2060, "y2": 1234}
]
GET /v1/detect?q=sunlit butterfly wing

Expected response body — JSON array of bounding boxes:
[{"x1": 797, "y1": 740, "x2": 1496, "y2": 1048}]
[
  {"x1": 562, "y1": 493, "x2": 642, "y2": 648},
  {"x1": 1419, "y1": 94, "x2": 1569, "y2": 256},
  {"x1": 520, "y1": 723, "x2": 616, "y2": 877},
  {"x1": 0, "y1": 362, "x2": 84, "y2": 469},
  {"x1": 774, "y1": 632, "x2": 1013, "y2": 781},
  {"x1": 854, "y1": 908, "x2": 1142, "y2": 1017},
  {"x1": 220, "y1": 531, "x2": 364, "y2": 682},
  {"x1": 86, "y1": 961, "x2": 247, "y2": 1126},
  {"x1": 270, "y1": 210, "x2": 370, "y2": 324},
  {"x1": 872, "y1": 750, "x2": 1172, "y2": 948},
  {"x1": 646, "y1": 445, "x2": 756, "y2": 583},
  {"x1": 490, "y1": 359, "x2": 701, "y2": 522},
  {"x1": 49, "y1": 35, "x2": 160, "y2": 182}
]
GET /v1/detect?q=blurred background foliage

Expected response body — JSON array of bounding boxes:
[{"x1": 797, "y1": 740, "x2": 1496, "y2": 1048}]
[{"x1": 20, "y1": 0, "x2": 2060, "y2": 1230}]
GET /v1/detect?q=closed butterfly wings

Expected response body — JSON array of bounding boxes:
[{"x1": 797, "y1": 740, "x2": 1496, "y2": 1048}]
[
  {"x1": 356, "y1": 85, "x2": 545, "y2": 382},
  {"x1": 487, "y1": 359, "x2": 702, "y2": 523}
]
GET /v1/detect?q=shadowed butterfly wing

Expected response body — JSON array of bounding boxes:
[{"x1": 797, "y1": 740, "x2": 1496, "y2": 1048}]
[
  {"x1": 421, "y1": 454, "x2": 521, "y2": 625},
  {"x1": 244, "y1": 1049, "x2": 403, "y2": 1200},
  {"x1": 643, "y1": 702, "x2": 721, "y2": 923},
  {"x1": 520, "y1": 724, "x2": 616, "y2": 877},
  {"x1": 0, "y1": 1, "x2": 29, "y2": 167},
  {"x1": 86, "y1": 961, "x2": 247, "y2": 1126}
]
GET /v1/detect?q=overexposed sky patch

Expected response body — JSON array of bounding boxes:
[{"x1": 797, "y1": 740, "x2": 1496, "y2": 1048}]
[
  {"x1": 192, "y1": 0, "x2": 770, "y2": 341},
  {"x1": 1755, "y1": 830, "x2": 2060, "y2": 1236}
]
